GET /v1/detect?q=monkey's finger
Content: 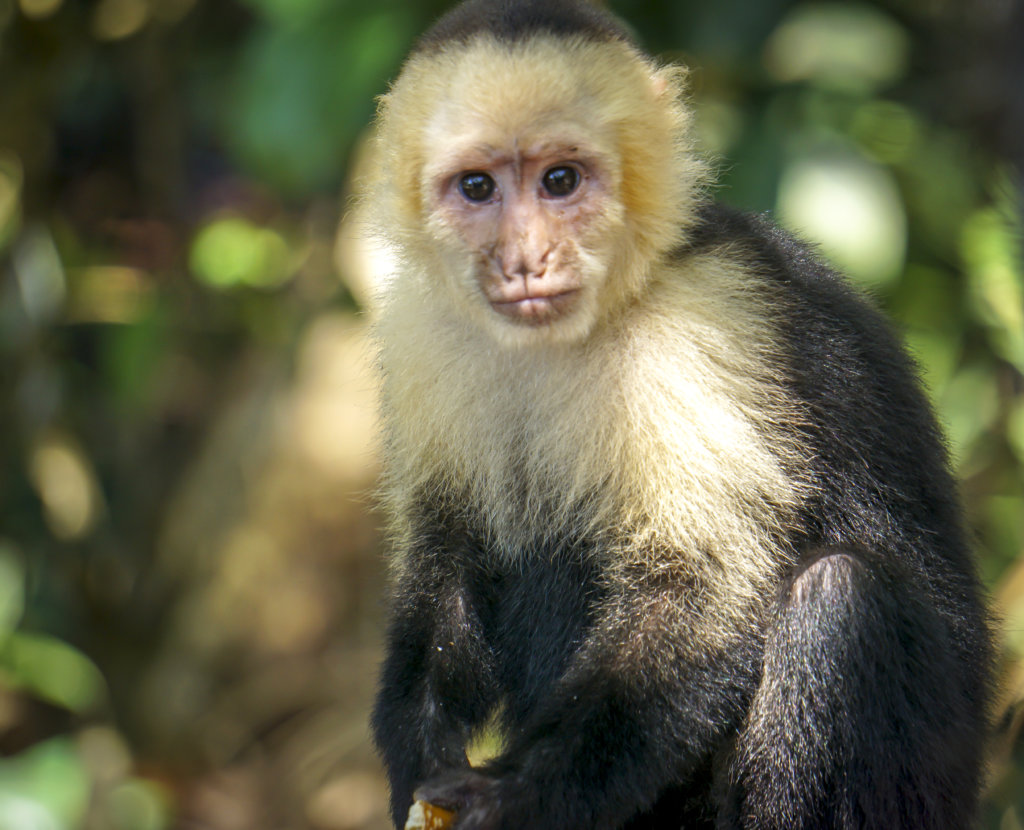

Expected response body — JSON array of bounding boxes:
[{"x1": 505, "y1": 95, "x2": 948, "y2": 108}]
[
  {"x1": 405, "y1": 799, "x2": 455, "y2": 830},
  {"x1": 413, "y1": 769, "x2": 495, "y2": 812}
]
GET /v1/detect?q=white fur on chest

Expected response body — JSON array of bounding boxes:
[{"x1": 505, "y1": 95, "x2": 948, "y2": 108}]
[{"x1": 379, "y1": 254, "x2": 806, "y2": 591}]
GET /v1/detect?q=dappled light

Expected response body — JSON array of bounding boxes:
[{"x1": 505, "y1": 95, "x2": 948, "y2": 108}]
[
  {"x1": 777, "y1": 150, "x2": 906, "y2": 287},
  {"x1": 0, "y1": 0, "x2": 1021, "y2": 827},
  {"x1": 763, "y1": 3, "x2": 908, "y2": 92}
]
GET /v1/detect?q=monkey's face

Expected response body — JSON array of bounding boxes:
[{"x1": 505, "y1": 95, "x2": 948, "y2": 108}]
[
  {"x1": 375, "y1": 36, "x2": 704, "y2": 347},
  {"x1": 424, "y1": 124, "x2": 623, "y2": 345}
]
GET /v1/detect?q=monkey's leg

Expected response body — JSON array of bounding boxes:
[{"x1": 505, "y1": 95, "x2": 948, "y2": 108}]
[
  {"x1": 372, "y1": 566, "x2": 499, "y2": 829},
  {"x1": 724, "y1": 547, "x2": 986, "y2": 830}
]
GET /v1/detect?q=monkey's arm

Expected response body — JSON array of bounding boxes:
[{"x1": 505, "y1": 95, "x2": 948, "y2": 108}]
[
  {"x1": 416, "y1": 578, "x2": 757, "y2": 830},
  {"x1": 372, "y1": 553, "x2": 500, "y2": 829}
]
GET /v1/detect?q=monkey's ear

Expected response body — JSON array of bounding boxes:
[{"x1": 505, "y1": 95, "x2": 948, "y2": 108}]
[
  {"x1": 650, "y1": 71, "x2": 671, "y2": 98},
  {"x1": 648, "y1": 64, "x2": 688, "y2": 101}
]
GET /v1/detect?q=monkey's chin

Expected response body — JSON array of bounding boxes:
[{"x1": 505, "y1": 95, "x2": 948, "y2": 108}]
[
  {"x1": 490, "y1": 290, "x2": 581, "y2": 326},
  {"x1": 482, "y1": 294, "x2": 599, "y2": 349}
]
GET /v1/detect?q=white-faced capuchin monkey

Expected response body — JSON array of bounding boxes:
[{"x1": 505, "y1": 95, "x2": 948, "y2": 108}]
[{"x1": 365, "y1": 1, "x2": 994, "y2": 828}]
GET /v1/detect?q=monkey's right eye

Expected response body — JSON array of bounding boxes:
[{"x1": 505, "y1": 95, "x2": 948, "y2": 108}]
[{"x1": 458, "y1": 172, "x2": 496, "y2": 202}]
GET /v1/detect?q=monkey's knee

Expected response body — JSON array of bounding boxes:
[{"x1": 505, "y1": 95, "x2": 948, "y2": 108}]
[
  {"x1": 784, "y1": 549, "x2": 865, "y2": 607},
  {"x1": 772, "y1": 548, "x2": 888, "y2": 650}
]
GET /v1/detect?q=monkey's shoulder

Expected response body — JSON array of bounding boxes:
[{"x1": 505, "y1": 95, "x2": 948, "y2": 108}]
[
  {"x1": 677, "y1": 201, "x2": 849, "y2": 294},
  {"x1": 672, "y1": 199, "x2": 943, "y2": 458},
  {"x1": 675, "y1": 200, "x2": 904, "y2": 352}
]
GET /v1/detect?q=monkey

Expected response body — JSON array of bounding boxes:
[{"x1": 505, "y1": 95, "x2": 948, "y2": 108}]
[{"x1": 364, "y1": 1, "x2": 994, "y2": 827}]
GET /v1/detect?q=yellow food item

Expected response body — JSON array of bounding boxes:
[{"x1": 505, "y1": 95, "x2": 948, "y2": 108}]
[{"x1": 404, "y1": 800, "x2": 455, "y2": 830}]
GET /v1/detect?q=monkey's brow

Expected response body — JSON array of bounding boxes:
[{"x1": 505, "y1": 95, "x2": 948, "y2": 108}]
[{"x1": 441, "y1": 137, "x2": 593, "y2": 167}]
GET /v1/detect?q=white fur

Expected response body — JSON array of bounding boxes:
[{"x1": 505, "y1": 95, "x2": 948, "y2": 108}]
[{"x1": 377, "y1": 251, "x2": 808, "y2": 639}]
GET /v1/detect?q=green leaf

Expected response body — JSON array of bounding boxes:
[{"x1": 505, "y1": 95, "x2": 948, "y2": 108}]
[
  {"x1": 2, "y1": 633, "x2": 106, "y2": 713},
  {"x1": 189, "y1": 217, "x2": 292, "y2": 290},
  {"x1": 0, "y1": 738, "x2": 90, "y2": 830},
  {"x1": 0, "y1": 545, "x2": 24, "y2": 638}
]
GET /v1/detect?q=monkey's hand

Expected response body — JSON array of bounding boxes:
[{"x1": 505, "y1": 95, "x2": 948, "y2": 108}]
[{"x1": 413, "y1": 769, "x2": 518, "y2": 830}]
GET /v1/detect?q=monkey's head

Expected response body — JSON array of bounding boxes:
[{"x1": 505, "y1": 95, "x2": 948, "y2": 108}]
[{"x1": 368, "y1": 17, "x2": 707, "y2": 347}]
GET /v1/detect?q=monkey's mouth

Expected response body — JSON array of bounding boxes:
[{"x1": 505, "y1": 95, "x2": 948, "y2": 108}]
[
  {"x1": 490, "y1": 289, "x2": 580, "y2": 324},
  {"x1": 483, "y1": 273, "x2": 583, "y2": 325}
]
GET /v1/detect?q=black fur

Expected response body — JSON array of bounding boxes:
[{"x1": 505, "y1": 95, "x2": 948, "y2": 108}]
[{"x1": 414, "y1": 0, "x2": 632, "y2": 53}]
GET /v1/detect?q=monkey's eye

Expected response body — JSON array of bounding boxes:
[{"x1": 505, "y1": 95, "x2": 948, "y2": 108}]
[
  {"x1": 458, "y1": 172, "x2": 496, "y2": 202},
  {"x1": 542, "y1": 166, "x2": 580, "y2": 197}
]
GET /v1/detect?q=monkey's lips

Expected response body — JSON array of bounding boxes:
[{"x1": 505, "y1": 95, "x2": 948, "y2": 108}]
[{"x1": 485, "y1": 284, "x2": 581, "y2": 325}]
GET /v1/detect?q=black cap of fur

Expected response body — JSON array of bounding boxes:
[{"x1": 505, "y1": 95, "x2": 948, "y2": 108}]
[{"x1": 415, "y1": 0, "x2": 633, "y2": 53}]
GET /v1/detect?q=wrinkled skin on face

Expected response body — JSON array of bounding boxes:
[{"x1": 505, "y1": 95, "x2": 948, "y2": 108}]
[{"x1": 431, "y1": 138, "x2": 611, "y2": 328}]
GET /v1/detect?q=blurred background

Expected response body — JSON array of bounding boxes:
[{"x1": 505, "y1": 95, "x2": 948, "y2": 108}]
[{"x1": 0, "y1": 0, "x2": 1021, "y2": 827}]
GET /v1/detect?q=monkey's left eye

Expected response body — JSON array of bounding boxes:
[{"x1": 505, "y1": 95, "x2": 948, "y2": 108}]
[
  {"x1": 458, "y1": 172, "x2": 496, "y2": 202},
  {"x1": 542, "y1": 166, "x2": 580, "y2": 197}
]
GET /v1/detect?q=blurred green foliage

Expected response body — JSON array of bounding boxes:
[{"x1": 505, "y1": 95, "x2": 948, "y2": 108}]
[{"x1": 0, "y1": 0, "x2": 1022, "y2": 828}]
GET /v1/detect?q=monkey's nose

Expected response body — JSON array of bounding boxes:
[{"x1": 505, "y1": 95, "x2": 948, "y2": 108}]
[
  {"x1": 505, "y1": 264, "x2": 546, "y2": 283},
  {"x1": 500, "y1": 248, "x2": 550, "y2": 282}
]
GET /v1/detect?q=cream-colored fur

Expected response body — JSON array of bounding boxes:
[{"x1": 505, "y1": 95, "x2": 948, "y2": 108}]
[
  {"x1": 368, "y1": 34, "x2": 810, "y2": 642},
  {"x1": 377, "y1": 250, "x2": 807, "y2": 636}
]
